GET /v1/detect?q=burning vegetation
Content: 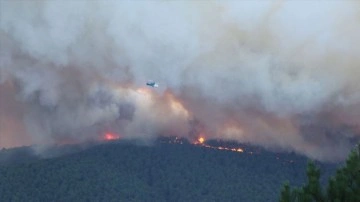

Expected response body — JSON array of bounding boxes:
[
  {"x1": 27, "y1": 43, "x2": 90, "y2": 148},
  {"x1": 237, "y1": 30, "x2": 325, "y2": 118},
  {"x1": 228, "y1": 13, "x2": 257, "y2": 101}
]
[
  {"x1": 193, "y1": 136, "x2": 244, "y2": 153},
  {"x1": 1, "y1": 1, "x2": 360, "y2": 162},
  {"x1": 102, "y1": 133, "x2": 120, "y2": 141},
  {"x1": 159, "y1": 136, "x2": 245, "y2": 154}
]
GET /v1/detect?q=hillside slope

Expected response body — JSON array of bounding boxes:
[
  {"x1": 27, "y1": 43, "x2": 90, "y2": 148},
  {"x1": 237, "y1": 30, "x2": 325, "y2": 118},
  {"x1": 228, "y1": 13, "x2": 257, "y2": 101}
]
[{"x1": 0, "y1": 139, "x2": 338, "y2": 202}]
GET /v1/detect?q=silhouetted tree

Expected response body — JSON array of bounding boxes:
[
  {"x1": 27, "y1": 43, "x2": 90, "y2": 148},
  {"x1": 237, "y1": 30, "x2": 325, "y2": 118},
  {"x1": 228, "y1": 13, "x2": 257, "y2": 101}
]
[
  {"x1": 327, "y1": 144, "x2": 360, "y2": 202},
  {"x1": 280, "y1": 144, "x2": 360, "y2": 202},
  {"x1": 280, "y1": 181, "x2": 291, "y2": 202}
]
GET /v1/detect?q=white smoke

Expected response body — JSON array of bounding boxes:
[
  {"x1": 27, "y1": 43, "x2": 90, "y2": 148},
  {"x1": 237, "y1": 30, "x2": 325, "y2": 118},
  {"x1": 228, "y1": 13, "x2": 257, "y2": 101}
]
[{"x1": 1, "y1": 0, "x2": 360, "y2": 161}]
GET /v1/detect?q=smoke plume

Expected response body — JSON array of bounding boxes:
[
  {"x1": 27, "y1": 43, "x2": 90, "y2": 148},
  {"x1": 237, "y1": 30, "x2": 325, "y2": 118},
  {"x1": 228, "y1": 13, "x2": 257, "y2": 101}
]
[{"x1": 1, "y1": 0, "x2": 360, "y2": 161}]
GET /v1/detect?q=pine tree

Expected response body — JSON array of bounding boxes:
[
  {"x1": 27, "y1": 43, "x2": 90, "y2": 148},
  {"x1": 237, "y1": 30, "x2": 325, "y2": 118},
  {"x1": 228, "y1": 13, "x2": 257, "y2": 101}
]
[
  {"x1": 302, "y1": 161, "x2": 324, "y2": 202},
  {"x1": 326, "y1": 144, "x2": 360, "y2": 202},
  {"x1": 280, "y1": 144, "x2": 360, "y2": 202},
  {"x1": 280, "y1": 181, "x2": 291, "y2": 202}
]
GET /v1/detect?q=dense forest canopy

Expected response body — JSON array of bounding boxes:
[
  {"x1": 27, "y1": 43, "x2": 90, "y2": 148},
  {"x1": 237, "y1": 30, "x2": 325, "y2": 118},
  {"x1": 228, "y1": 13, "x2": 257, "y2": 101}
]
[{"x1": 0, "y1": 138, "x2": 339, "y2": 202}]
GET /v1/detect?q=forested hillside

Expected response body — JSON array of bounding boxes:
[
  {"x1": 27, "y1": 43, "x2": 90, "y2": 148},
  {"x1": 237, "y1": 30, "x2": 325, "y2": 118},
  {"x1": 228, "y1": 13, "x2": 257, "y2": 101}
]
[{"x1": 0, "y1": 138, "x2": 338, "y2": 202}]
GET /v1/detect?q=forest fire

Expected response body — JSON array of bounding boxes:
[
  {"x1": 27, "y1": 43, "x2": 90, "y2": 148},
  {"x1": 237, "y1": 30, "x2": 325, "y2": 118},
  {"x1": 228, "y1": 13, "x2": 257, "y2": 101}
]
[
  {"x1": 211, "y1": 146, "x2": 244, "y2": 153},
  {"x1": 198, "y1": 142, "x2": 244, "y2": 153},
  {"x1": 196, "y1": 137, "x2": 205, "y2": 144},
  {"x1": 193, "y1": 136, "x2": 244, "y2": 153},
  {"x1": 160, "y1": 136, "x2": 244, "y2": 154},
  {"x1": 103, "y1": 133, "x2": 120, "y2": 141}
]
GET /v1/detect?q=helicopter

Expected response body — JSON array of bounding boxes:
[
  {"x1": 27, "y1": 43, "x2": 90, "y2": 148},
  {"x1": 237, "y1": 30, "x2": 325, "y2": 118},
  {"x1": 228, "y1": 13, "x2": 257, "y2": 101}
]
[{"x1": 146, "y1": 80, "x2": 159, "y2": 88}]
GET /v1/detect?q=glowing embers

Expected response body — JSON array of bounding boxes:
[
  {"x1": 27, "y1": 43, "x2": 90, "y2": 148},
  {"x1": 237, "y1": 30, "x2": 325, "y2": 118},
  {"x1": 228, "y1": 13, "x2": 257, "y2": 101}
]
[
  {"x1": 198, "y1": 137, "x2": 205, "y2": 144},
  {"x1": 215, "y1": 146, "x2": 244, "y2": 153},
  {"x1": 193, "y1": 136, "x2": 244, "y2": 153},
  {"x1": 103, "y1": 132, "x2": 120, "y2": 141},
  {"x1": 194, "y1": 136, "x2": 205, "y2": 145}
]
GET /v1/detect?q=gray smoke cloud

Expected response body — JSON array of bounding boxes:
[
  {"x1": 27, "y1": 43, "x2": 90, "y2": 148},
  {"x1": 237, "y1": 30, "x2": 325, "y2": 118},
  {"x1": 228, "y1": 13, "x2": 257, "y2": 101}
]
[{"x1": 1, "y1": 0, "x2": 360, "y2": 161}]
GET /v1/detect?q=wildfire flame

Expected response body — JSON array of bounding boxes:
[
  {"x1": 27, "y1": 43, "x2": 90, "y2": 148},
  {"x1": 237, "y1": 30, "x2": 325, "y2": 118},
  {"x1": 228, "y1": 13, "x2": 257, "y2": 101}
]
[
  {"x1": 103, "y1": 132, "x2": 120, "y2": 141},
  {"x1": 198, "y1": 137, "x2": 205, "y2": 144},
  {"x1": 193, "y1": 136, "x2": 244, "y2": 153},
  {"x1": 200, "y1": 143, "x2": 244, "y2": 153}
]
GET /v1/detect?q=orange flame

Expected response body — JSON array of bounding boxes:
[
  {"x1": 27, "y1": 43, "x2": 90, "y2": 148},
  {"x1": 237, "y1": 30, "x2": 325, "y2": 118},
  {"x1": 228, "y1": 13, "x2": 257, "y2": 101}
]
[
  {"x1": 199, "y1": 144, "x2": 244, "y2": 153},
  {"x1": 192, "y1": 135, "x2": 244, "y2": 153},
  {"x1": 198, "y1": 137, "x2": 205, "y2": 144},
  {"x1": 103, "y1": 132, "x2": 120, "y2": 141}
]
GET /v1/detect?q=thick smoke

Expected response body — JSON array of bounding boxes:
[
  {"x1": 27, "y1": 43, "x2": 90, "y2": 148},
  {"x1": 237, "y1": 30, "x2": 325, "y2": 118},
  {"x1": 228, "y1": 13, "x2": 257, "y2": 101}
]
[{"x1": 1, "y1": 0, "x2": 360, "y2": 161}]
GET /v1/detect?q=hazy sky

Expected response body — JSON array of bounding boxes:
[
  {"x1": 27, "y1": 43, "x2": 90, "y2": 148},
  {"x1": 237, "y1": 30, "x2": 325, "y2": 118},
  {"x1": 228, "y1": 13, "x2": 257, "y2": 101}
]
[{"x1": 1, "y1": 0, "x2": 360, "y2": 161}]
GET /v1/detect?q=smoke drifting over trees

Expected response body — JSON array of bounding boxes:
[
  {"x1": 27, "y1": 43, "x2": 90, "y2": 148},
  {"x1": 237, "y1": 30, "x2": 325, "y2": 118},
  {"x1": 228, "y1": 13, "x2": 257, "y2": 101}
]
[{"x1": 1, "y1": 1, "x2": 360, "y2": 161}]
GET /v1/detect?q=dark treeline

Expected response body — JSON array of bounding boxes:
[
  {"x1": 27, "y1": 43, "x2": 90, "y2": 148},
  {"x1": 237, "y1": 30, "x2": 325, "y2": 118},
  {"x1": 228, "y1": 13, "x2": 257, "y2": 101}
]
[
  {"x1": 280, "y1": 145, "x2": 360, "y2": 202},
  {"x1": 0, "y1": 138, "x2": 338, "y2": 202}
]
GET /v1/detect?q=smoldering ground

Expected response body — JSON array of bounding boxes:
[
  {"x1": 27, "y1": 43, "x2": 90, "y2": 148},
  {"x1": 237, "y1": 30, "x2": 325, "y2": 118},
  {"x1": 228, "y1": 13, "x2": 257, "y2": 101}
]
[{"x1": 1, "y1": 0, "x2": 360, "y2": 161}]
